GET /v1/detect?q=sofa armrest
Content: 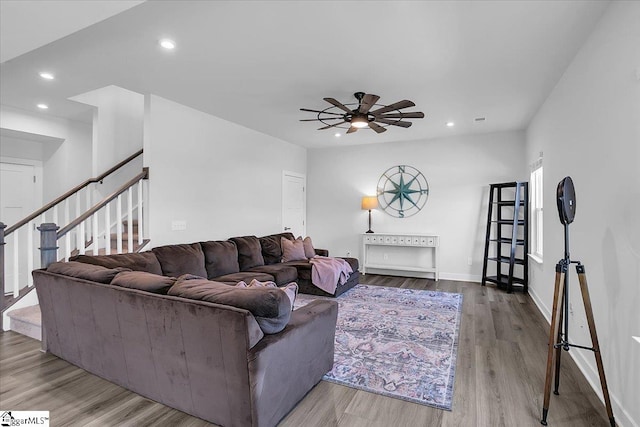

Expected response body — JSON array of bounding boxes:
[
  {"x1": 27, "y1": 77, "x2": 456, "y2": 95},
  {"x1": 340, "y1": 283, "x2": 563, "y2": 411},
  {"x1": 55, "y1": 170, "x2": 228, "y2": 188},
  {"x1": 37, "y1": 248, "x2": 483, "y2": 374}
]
[
  {"x1": 315, "y1": 248, "x2": 329, "y2": 257},
  {"x1": 247, "y1": 299, "x2": 337, "y2": 426}
]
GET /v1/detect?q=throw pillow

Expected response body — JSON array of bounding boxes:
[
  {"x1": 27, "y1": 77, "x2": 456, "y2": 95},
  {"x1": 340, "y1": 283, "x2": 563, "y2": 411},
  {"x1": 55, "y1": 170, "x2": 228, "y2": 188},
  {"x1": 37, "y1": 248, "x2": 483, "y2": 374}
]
[
  {"x1": 281, "y1": 237, "x2": 306, "y2": 262},
  {"x1": 111, "y1": 271, "x2": 176, "y2": 294},
  {"x1": 169, "y1": 277, "x2": 292, "y2": 334},
  {"x1": 279, "y1": 282, "x2": 299, "y2": 311},
  {"x1": 302, "y1": 236, "x2": 316, "y2": 259},
  {"x1": 236, "y1": 279, "x2": 297, "y2": 311}
]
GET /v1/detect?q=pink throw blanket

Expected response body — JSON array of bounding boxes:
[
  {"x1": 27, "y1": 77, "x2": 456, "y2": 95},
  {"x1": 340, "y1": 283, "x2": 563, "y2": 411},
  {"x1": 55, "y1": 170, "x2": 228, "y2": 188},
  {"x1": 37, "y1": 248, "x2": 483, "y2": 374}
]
[{"x1": 309, "y1": 256, "x2": 353, "y2": 295}]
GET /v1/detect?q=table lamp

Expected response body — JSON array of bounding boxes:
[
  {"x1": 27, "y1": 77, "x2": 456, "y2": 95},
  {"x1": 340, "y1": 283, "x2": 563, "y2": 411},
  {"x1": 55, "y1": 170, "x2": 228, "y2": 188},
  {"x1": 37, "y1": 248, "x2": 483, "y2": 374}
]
[{"x1": 361, "y1": 196, "x2": 379, "y2": 234}]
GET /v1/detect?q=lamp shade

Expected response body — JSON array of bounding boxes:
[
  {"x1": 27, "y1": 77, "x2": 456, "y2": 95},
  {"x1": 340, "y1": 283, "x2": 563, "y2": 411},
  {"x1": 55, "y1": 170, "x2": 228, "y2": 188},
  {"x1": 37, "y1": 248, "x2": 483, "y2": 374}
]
[{"x1": 361, "y1": 196, "x2": 379, "y2": 210}]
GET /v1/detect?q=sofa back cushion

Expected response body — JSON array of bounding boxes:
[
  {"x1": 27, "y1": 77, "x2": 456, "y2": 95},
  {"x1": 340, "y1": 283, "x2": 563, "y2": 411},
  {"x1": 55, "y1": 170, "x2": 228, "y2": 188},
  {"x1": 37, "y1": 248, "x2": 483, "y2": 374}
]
[
  {"x1": 168, "y1": 276, "x2": 292, "y2": 334},
  {"x1": 200, "y1": 240, "x2": 240, "y2": 279},
  {"x1": 70, "y1": 252, "x2": 163, "y2": 275},
  {"x1": 259, "y1": 232, "x2": 294, "y2": 264},
  {"x1": 111, "y1": 271, "x2": 176, "y2": 294},
  {"x1": 152, "y1": 243, "x2": 207, "y2": 278},
  {"x1": 229, "y1": 236, "x2": 264, "y2": 271},
  {"x1": 47, "y1": 261, "x2": 130, "y2": 284}
]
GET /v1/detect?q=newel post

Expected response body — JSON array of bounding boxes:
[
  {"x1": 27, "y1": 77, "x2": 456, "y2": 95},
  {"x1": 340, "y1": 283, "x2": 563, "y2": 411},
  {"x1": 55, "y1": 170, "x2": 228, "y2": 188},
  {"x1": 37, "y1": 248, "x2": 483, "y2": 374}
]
[
  {"x1": 0, "y1": 222, "x2": 6, "y2": 326},
  {"x1": 38, "y1": 223, "x2": 59, "y2": 269}
]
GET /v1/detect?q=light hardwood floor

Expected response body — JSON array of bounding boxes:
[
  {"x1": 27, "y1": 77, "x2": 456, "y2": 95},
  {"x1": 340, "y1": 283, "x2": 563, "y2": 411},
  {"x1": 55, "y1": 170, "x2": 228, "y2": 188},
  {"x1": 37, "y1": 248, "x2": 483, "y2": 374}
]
[{"x1": 0, "y1": 275, "x2": 611, "y2": 426}]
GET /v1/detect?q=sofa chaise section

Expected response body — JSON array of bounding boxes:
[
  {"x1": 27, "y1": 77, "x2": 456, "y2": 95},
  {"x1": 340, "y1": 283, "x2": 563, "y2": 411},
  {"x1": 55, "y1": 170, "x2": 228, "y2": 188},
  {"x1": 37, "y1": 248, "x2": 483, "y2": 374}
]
[{"x1": 33, "y1": 268, "x2": 338, "y2": 427}]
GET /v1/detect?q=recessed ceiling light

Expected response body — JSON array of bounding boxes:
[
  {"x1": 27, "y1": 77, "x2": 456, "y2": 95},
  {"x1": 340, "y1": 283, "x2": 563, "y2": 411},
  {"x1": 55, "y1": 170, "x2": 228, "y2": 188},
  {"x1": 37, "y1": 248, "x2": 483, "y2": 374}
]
[
  {"x1": 159, "y1": 39, "x2": 176, "y2": 50},
  {"x1": 446, "y1": 121, "x2": 455, "y2": 127},
  {"x1": 37, "y1": 103, "x2": 49, "y2": 109},
  {"x1": 334, "y1": 133, "x2": 341, "y2": 137},
  {"x1": 39, "y1": 72, "x2": 54, "y2": 80}
]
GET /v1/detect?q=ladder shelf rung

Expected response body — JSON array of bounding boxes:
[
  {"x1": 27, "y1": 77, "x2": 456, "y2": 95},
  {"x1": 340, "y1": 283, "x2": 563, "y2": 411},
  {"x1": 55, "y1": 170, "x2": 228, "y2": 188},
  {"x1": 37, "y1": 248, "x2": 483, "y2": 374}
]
[
  {"x1": 484, "y1": 275, "x2": 526, "y2": 286},
  {"x1": 490, "y1": 238, "x2": 525, "y2": 245},
  {"x1": 494, "y1": 200, "x2": 525, "y2": 206},
  {"x1": 488, "y1": 256, "x2": 526, "y2": 265}
]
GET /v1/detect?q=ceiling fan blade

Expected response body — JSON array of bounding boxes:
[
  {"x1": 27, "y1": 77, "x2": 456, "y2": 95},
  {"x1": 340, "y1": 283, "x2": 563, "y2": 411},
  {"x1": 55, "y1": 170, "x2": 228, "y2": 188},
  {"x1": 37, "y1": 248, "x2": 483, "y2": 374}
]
[
  {"x1": 374, "y1": 118, "x2": 412, "y2": 128},
  {"x1": 346, "y1": 126, "x2": 358, "y2": 134},
  {"x1": 370, "y1": 100, "x2": 415, "y2": 115},
  {"x1": 358, "y1": 94, "x2": 380, "y2": 114},
  {"x1": 318, "y1": 121, "x2": 347, "y2": 130},
  {"x1": 300, "y1": 117, "x2": 343, "y2": 122},
  {"x1": 368, "y1": 122, "x2": 387, "y2": 133},
  {"x1": 324, "y1": 97, "x2": 354, "y2": 114},
  {"x1": 378, "y1": 112, "x2": 425, "y2": 119},
  {"x1": 300, "y1": 108, "x2": 344, "y2": 116}
]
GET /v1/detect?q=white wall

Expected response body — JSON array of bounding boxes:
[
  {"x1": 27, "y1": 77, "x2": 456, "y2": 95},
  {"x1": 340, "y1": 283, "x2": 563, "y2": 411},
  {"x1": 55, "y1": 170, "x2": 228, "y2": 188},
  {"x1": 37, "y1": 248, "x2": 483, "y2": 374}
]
[
  {"x1": 526, "y1": 2, "x2": 639, "y2": 426},
  {"x1": 0, "y1": 105, "x2": 92, "y2": 203},
  {"x1": 70, "y1": 85, "x2": 144, "y2": 175},
  {"x1": 144, "y1": 95, "x2": 307, "y2": 247},
  {"x1": 306, "y1": 130, "x2": 526, "y2": 281}
]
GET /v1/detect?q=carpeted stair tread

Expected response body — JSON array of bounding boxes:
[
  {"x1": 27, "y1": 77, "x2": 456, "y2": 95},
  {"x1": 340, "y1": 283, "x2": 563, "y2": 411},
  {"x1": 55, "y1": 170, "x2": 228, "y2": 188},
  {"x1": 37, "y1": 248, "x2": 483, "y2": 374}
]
[{"x1": 7, "y1": 304, "x2": 41, "y2": 327}]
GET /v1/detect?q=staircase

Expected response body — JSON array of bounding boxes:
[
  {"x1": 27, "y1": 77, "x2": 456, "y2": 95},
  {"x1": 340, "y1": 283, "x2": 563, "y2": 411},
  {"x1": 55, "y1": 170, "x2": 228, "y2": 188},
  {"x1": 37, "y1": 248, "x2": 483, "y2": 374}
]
[
  {"x1": 1, "y1": 151, "x2": 149, "y2": 338},
  {"x1": 6, "y1": 219, "x2": 148, "y2": 341}
]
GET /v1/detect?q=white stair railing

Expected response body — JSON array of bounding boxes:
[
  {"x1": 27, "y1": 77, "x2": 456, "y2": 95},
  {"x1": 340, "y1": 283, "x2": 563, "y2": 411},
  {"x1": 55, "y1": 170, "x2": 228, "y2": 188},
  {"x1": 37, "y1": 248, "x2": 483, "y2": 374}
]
[
  {"x1": 54, "y1": 169, "x2": 149, "y2": 263},
  {"x1": 0, "y1": 150, "x2": 144, "y2": 327}
]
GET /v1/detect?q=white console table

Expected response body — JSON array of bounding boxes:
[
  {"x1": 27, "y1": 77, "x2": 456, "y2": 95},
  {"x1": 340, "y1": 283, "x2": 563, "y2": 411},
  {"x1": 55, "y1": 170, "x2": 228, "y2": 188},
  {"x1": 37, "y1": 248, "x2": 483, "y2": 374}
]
[{"x1": 361, "y1": 233, "x2": 440, "y2": 280}]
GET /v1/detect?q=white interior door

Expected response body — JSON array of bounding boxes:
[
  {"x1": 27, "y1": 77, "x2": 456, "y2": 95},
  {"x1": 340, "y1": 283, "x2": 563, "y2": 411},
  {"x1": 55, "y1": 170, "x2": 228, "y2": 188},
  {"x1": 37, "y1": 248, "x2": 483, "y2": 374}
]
[
  {"x1": 1, "y1": 161, "x2": 42, "y2": 293},
  {"x1": 282, "y1": 171, "x2": 306, "y2": 237}
]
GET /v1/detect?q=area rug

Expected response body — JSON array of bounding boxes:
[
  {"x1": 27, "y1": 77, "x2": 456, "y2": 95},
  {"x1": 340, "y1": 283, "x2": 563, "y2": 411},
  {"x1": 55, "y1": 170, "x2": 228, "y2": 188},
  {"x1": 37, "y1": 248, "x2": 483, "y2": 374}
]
[{"x1": 294, "y1": 284, "x2": 463, "y2": 410}]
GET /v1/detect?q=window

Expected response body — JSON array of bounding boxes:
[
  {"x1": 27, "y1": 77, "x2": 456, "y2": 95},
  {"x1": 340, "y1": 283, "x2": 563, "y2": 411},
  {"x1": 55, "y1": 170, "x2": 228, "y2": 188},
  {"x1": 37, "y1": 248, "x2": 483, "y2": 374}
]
[{"x1": 530, "y1": 163, "x2": 543, "y2": 261}]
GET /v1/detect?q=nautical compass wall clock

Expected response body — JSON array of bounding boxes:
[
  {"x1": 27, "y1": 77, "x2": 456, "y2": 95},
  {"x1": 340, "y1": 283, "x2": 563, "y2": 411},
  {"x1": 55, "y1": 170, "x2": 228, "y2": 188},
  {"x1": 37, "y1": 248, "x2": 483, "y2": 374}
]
[{"x1": 377, "y1": 165, "x2": 429, "y2": 218}]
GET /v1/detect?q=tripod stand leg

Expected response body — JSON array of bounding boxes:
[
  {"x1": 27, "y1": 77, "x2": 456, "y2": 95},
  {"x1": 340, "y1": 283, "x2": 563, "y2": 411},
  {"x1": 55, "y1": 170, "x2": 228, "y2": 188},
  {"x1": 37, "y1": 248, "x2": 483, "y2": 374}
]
[
  {"x1": 576, "y1": 265, "x2": 616, "y2": 427},
  {"x1": 541, "y1": 266, "x2": 565, "y2": 425},
  {"x1": 553, "y1": 291, "x2": 564, "y2": 395}
]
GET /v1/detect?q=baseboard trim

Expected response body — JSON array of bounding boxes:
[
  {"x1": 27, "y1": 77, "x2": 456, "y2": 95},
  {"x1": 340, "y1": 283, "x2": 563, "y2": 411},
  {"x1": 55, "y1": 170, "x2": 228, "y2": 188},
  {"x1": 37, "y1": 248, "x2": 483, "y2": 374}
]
[
  {"x1": 360, "y1": 269, "x2": 481, "y2": 283},
  {"x1": 439, "y1": 272, "x2": 482, "y2": 283}
]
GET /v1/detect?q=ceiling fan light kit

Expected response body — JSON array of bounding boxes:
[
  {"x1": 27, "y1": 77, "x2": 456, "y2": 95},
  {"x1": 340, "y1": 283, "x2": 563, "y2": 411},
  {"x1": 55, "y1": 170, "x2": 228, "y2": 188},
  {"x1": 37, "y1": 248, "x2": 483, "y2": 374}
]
[{"x1": 300, "y1": 91, "x2": 425, "y2": 135}]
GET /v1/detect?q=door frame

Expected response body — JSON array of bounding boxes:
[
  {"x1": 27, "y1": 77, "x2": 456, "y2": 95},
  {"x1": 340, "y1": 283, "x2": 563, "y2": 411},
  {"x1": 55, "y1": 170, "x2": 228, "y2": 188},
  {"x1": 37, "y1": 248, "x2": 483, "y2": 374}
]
[{"x1": 282, "y1": 170, "x2": 306, "y2": 237}]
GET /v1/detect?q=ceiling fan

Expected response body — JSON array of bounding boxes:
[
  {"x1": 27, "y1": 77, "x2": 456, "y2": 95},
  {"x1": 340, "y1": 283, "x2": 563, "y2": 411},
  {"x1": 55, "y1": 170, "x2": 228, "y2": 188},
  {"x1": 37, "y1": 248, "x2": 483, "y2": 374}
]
[{"x1": 300, "y1": 92, "x2": 425, "y2": 134}]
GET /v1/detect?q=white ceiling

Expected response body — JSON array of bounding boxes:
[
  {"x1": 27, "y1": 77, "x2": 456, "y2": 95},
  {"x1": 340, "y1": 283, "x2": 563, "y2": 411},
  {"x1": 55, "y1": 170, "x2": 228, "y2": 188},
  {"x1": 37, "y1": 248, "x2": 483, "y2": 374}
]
[
  {"x1": 0, "y1": 1, "x2": 610, "y2": 148},
  {"x1": 0, "y1": 0, "x2": 145, "y2": 63}
]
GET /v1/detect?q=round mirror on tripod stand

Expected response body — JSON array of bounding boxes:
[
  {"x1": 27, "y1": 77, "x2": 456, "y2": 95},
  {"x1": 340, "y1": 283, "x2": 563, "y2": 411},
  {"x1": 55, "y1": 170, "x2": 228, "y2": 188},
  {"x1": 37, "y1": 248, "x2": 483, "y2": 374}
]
[{"x1": 556, "y1": 176, "x2": 576, "y2": 225}]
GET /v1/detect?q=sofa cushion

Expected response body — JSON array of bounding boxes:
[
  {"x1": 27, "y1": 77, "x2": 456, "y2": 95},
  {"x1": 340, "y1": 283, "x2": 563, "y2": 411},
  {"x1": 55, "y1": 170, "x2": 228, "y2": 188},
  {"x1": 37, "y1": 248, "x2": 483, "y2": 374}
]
[
  {"x1": 152, "y1": 243, "x2": 207, "y2": 278},
  {"x1": 70, "y1": 252, "x2": 163, "y2": 275},
  {"x1": 47, "y1": 261, "x2": 130, "y2": 284},
  {"x1": 200, "y1": 240, "x2": 240, "y2": 279},
  {"x1": 259, "y1": 232, "x2": 294, "y2": 264},
  {"x1": 340, "y1": 257, "x2": 360, "y2": 272},
  {"x1": 302, "y1": 236, "x2": 316, "y2": 259},
  {"x1": 111, "y1": 271, "x2": 176, "y2": 294},
  {"x1": 168, "y1": 276, "x2": 292, "y2": 334},
  {"x1": 212, "y1": 272, "x2": 274, "y2": 284},
  {"x1": 247, "y1": 264, "x2": 297, "y2": 285},
  {"x1": 229, "y1": 236, "x2": 264, "y2": 270},
  {"x1": 281, "y1": 260, "x2": 312, "y2": 282},
  {"x1": 281, "y1": 237, "x2": 306, "y2": 263}
]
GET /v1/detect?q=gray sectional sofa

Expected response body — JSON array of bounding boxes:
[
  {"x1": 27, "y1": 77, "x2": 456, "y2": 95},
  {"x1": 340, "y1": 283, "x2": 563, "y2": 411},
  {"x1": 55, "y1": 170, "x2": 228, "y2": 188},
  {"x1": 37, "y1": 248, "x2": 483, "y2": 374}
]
[
  {"x1": 70, "y1": 232, "x2": 359, "y2": 297},
  {"x1": 32, "y1": 232, "x2": 357, "y2": 427}
]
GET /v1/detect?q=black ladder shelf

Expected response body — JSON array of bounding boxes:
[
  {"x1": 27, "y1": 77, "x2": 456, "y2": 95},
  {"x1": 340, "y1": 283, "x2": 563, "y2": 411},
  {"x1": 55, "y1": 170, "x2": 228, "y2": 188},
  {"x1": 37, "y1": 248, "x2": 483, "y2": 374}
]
[{"x1": 481, "y1": 182, "x2": 529, "y2": 293}]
